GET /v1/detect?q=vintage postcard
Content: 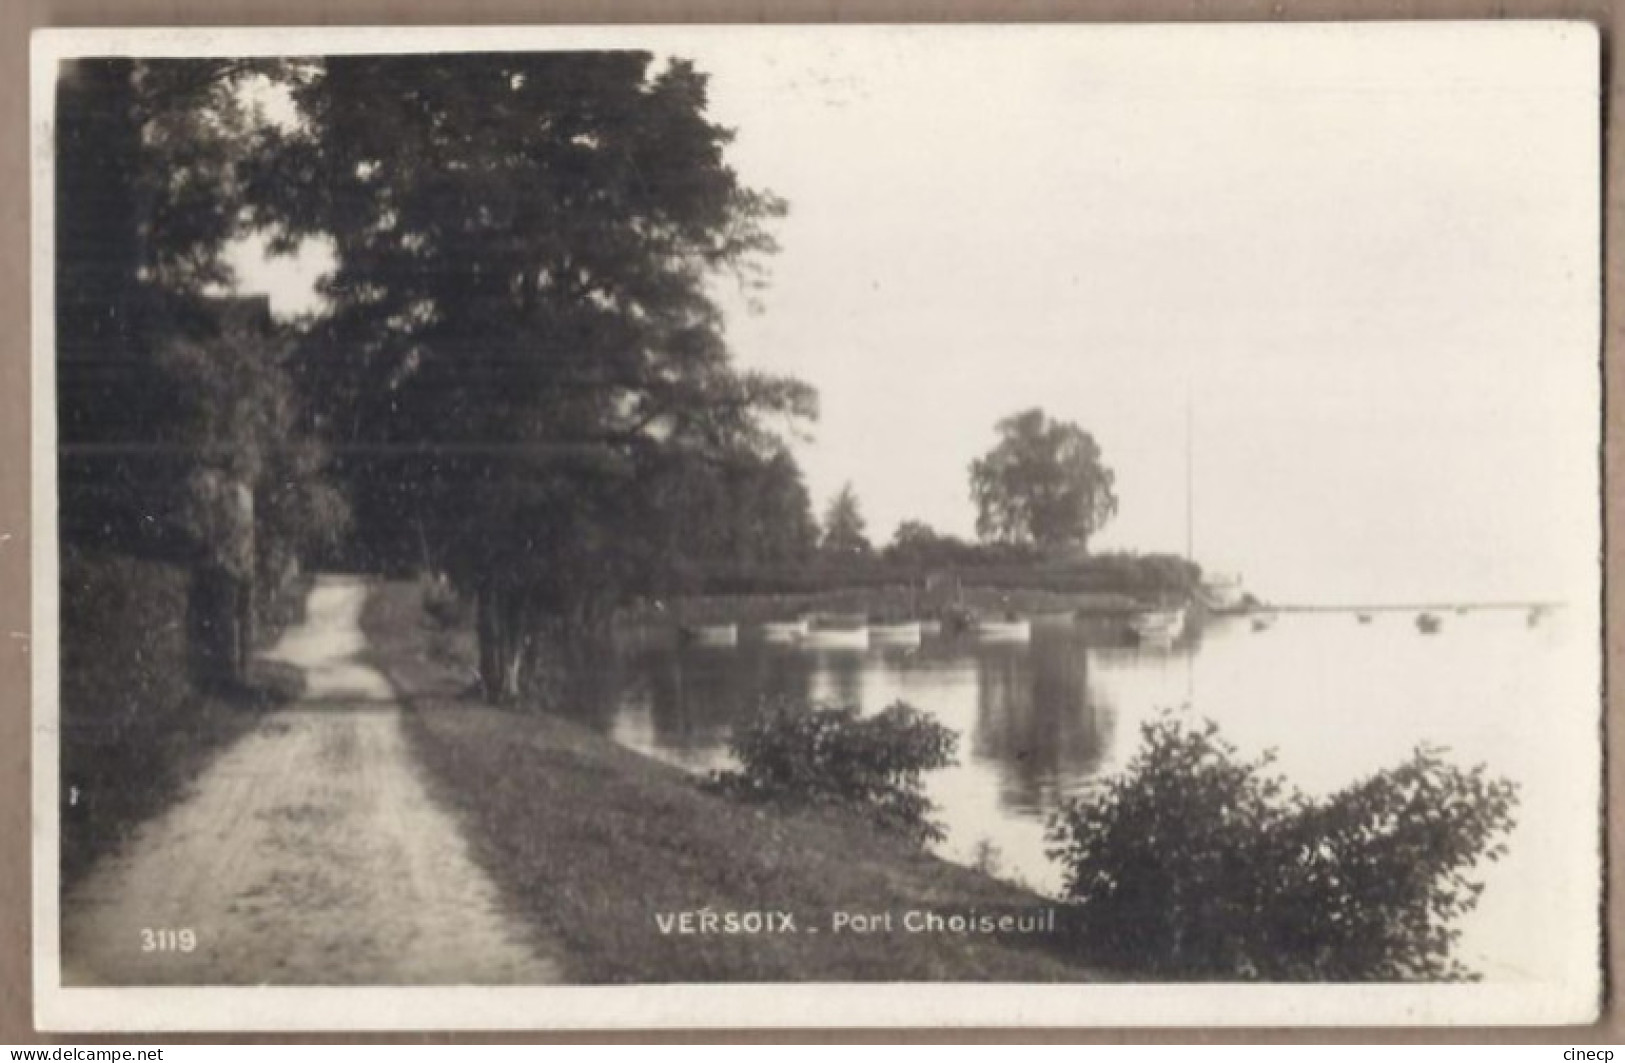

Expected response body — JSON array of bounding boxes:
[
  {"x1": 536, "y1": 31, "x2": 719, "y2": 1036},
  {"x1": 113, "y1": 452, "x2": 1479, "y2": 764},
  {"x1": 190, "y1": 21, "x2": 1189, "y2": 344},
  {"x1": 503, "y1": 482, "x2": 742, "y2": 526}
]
[{"x1": 30, "y1": 22, "x2": 1604, "y2": 1031}]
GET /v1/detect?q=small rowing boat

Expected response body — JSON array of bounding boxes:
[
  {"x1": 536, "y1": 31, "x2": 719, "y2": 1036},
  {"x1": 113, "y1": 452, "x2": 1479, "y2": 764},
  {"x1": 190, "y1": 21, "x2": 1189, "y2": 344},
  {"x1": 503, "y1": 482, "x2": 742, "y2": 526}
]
[
  {"x1": 760, "y1": 618, "x2": 810, "y2": 641},
  {"x1": 1129, "y1": 608, "x2": 1185, "y2": 643}
]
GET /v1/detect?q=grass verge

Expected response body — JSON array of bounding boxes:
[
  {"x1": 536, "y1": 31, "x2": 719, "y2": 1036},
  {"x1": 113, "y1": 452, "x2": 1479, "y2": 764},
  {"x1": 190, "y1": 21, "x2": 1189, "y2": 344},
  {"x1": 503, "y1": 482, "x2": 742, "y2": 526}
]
[
  {"x1": 361, "y1": 579, "x2": 1103, "y2": 983},
  {"x1": 61, "y1": 682, "x2": 280, "y2": 886}
]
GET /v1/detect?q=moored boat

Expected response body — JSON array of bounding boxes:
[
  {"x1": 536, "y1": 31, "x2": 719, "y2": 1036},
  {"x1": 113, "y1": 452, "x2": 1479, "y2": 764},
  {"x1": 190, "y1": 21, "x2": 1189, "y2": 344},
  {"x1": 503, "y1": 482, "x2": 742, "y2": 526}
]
[
  {"x1": 1199, "y1": 571, "x2": 1247, "y2": 613},
  {"x1": 800, "y1": 624, "x2": 870, "y2": 650},
  {"x1": 801, "y1": 613, "x2": 870, "y2": 650},
  {"x1": 1356, "y1": 612, "x2": 1373, "y2": 624},
  {"x1": 869, "y1": 620, "x2": 923, "y2": 645},
  {"x1": 760, "y1": 618, "x2": 810, "y2": 641},
  {"x1": 974, "y1": 616, "x2": 1032, "y2": 642},
  {"x1": 1415, "y1": 613, "x2": 1442, "y2": 635},
  {"x1": 1129, "y1": 608, "x2": 1185, "y2": 643}
]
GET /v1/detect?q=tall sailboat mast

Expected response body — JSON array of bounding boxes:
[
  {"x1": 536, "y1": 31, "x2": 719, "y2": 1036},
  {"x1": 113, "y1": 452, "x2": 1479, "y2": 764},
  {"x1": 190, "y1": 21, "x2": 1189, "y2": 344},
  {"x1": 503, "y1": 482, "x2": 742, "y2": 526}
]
[{"x1": 1184, "y1": 396, "x2": 1194, "y2": 565}]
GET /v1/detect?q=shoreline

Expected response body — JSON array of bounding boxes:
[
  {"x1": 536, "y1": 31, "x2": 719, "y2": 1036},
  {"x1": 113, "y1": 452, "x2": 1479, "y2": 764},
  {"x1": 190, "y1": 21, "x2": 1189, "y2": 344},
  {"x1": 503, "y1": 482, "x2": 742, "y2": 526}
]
[{"x1": 359, "y1": 579, "x2": 1107, "y2": 983}]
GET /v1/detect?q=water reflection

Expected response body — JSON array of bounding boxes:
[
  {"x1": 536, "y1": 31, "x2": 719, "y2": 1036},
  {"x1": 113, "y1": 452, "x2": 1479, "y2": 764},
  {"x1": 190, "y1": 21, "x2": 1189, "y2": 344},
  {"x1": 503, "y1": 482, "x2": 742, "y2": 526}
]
[
  {"x1": 624, "y1": 644, "x2": 805, "y2": 768},
  {"x1": 808, "y1": 647, "x2": 866, "y2": 708},
  {"x1": 588, "y1": 623, "x2": 1135, "y2": 821},
  {"x1": 570, "y1": 607, "x2": 1586, "y2": 982},
  {"x1": 970, "y1": 635, "x2": 1115, "y2": 814}
]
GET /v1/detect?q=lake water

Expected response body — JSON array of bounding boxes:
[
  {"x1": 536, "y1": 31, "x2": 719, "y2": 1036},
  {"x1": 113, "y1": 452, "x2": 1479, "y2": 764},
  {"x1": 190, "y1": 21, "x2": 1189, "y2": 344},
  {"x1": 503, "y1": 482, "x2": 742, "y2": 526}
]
[{"x1": 570, "y1": 606, "x2": 1599, "y2": 983}]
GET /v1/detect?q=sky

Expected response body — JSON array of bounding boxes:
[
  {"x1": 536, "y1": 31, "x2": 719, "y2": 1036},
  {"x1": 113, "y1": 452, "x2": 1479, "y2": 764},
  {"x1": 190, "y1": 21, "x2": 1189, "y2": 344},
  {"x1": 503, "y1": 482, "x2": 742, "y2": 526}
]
[{"x1": 232, "y1": 23, "x2": 1601, "y2": 606}]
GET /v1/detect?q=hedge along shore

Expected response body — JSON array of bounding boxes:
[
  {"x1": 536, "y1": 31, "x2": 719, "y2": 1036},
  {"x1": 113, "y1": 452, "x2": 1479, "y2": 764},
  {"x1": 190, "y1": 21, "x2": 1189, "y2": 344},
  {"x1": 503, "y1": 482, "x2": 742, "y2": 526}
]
[{"x1": 360, "y1": 579, "x2": 1104, "y2": 983}]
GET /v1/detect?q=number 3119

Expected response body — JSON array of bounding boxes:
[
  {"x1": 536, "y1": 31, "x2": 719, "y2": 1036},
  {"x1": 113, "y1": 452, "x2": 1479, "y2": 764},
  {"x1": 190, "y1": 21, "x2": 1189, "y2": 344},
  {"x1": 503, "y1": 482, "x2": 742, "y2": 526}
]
[{"x1": 141, "y1": 928, "x2": 196, "y2": 952}]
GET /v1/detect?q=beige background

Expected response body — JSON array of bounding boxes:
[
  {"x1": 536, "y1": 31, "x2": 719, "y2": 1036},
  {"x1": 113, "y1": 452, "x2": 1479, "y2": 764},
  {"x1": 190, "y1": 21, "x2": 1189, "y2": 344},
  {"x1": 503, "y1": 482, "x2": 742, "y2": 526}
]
[{"x1": 2, "y1": 0, "x2": 1616, "y2": 1043}]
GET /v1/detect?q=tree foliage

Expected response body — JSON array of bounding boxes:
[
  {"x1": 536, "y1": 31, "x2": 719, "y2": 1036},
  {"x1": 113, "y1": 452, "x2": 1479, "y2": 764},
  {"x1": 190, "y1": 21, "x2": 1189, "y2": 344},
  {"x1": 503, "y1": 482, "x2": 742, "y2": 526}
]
[
  {"x1": 660, "y1": 447, "x2": 819, "y2": 572},
  {"x1": 1047, "y1": 711, "x2": 1519, "y2": 980},
  {"x1": 969, "y1": 408, "x2": 1118, "y2": 554},
  {"x1": 57, "y1": 58, "x2": 268, "y2": 554},
  {"x1": 159, "y1": 320, "x2": 351, "y2": 586},
  {"x1": 883, "y1": 519, "x2": 980, "y2": 569},
  {"x1": 55, "y1": 58, "x2": 348, "y2": 678},
  {"x1": 820, "y1": 482, "x2": 872, "y2": 558},
  {"x1": 249, "y1": 53, "x2": 813, "y2": 701},
  {"x1": 711, "y1": 699, "x2": 959, "y2": 844}
]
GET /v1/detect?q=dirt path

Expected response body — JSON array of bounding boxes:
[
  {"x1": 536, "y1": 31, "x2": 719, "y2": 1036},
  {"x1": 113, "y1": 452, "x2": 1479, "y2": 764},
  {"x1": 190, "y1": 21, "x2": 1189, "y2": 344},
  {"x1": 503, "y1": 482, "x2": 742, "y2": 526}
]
[{"x1": 61, "y1": 576, "x2": 563, "y2": 986}]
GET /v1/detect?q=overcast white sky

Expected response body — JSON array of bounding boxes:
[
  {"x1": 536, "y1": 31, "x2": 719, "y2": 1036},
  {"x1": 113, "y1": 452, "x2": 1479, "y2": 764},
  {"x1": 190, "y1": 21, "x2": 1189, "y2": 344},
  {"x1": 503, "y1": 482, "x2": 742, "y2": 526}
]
[{"x1": 235, "y1": 23, "x2": 1600, "y2": 606}]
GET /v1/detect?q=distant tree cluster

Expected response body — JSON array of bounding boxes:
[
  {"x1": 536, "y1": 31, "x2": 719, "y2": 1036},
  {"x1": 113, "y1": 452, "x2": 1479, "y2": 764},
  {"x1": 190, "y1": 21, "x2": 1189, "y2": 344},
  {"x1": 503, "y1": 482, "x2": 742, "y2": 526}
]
[
  {"x1": 880, "y1": 522, "x2": 1200, "y2": 596},
  {"x1": 883, "y1": 521, "x2": 1034, "y2": 569},
  {"x1": 837, "y1": 406, "x2": 1124, "y2": 572},
  {"x1": 821, "y1": 404, "x2": 1121, "y2": 570}
]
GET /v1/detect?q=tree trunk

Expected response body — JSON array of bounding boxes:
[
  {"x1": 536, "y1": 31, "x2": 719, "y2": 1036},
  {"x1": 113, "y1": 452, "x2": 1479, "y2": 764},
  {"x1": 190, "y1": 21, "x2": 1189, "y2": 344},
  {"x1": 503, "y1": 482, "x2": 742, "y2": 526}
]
[
  {"x1": 233, "y1": 570, "x2": 255, "y2": 683},
  {"x1": 477, "y1": 584, "x2": 504, "y2": 703},
  {"x1": 476, "y1": 582, "x2": 526, "y2": 704},
  {"x1": 189, "y1": 565, "x2": 251, "y2": 693},
  {"x1": 501, "y1": 589, "x2": 527, "y2": 702}
]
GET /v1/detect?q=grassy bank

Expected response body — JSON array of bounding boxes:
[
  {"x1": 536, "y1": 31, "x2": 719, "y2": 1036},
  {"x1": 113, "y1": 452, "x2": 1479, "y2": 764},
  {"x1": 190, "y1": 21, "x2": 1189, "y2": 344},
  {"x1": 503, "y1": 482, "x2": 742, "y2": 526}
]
[
  {"x1": 361, "y1": 580, "x2": 1103, "y2": 982},
  {"x1": 59, "y1": 549, "x2": 305, "y2": 885}
]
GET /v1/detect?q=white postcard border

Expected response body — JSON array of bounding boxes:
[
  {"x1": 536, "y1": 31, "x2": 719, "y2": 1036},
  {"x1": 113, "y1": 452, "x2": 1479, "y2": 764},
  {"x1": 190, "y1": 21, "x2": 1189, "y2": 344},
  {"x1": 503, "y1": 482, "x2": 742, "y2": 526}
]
[{"x1": 29, "y1": 22, "x2": 1606, "y2": 1032}]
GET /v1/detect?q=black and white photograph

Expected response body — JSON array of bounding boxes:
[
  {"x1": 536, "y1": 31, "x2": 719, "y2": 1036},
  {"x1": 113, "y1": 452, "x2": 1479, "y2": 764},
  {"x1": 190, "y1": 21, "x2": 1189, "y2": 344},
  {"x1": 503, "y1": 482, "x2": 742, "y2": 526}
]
[{"x1": 30, "y1": 23, "x2": 1603, "y2": 1030}]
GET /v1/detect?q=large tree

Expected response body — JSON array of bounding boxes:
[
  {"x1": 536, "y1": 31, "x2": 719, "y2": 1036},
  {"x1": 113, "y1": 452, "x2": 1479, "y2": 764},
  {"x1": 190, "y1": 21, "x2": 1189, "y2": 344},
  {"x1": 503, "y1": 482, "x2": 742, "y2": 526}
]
[
  {"x1": 252, "y1": 53, "x2": 813, "y2": 701},
  {"x1": 968, "y1": 408, "x2": 1118, "y2": 554},
  {"x1": 57, "y1": 58, "x2": 259, "y2": 555}
]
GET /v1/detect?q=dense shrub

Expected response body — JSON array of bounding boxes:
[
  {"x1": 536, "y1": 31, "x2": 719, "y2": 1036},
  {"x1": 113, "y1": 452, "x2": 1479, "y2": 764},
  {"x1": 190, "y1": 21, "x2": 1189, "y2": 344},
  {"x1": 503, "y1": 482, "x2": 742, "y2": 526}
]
[
  {"x1": 1047, "y1": 711, "x2": 1519, "y2": 981},
  {"x1": 711, "y1": 700, "x2": 959, "y2": 844},
  {"x1": 61, "y1": 548, "x2": 201, "y2": 880},
  {"x1": 59, "y1": 547, "x2": 303, "y2": 883},
  {"x1": 60, "y1": 547, "x2": 195, "y2": 736}
]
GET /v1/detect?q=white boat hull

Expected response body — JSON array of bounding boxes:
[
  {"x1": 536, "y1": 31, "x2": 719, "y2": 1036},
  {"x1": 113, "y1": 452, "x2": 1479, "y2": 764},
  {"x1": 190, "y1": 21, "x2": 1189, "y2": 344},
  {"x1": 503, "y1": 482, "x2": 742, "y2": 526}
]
[
  {"x1": 869, "y1": 621, "x2": 923, "y2": 645},
  {"x1": 760, "y1": 619, "x2": 810, "y2": 641},
  {"x1": 1129, "y1": 609, "x2": 1186, "y2": 642},
  {"x1": 975, "y1": 619, "x2": 1032, "y2": 642},
  {"x1": 801, "y1": 627, "x2": 870, "y2": 650}
]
